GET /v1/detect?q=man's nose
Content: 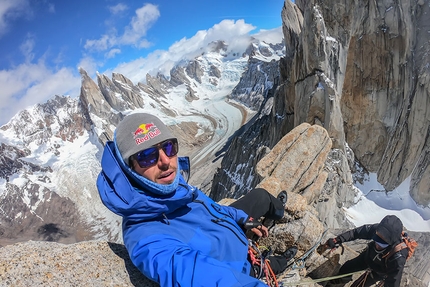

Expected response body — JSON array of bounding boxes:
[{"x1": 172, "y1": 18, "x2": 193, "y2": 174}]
[{"x1": 158, "y1": 149, "x2": 170, "y2": 165}]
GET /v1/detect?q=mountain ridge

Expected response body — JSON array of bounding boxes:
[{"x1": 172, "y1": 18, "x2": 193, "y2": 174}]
[{"x1": 0, "y1": 38, "x2": 285, "y2": 246}]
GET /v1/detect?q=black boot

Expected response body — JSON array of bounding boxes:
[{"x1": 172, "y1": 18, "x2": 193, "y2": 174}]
[
  {"x1": 277, "y1": 190, "x2": 288, "y2": 206},
  {"x1": 282, "y1": 246, "x2": 298, "y2": 261}
]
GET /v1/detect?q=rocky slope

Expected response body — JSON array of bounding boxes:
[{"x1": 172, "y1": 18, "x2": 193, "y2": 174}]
[{"x1": 0, "y1": 96, "x2": 107, "y2": 246}]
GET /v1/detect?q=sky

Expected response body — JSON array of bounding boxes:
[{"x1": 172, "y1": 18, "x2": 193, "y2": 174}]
[{"x1": 0, "y1": 0, "x2": 285, "y2": 126}]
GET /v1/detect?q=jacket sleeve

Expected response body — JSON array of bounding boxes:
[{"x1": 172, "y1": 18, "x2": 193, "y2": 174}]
[
  {"x1": 196, "y1": 191, "x2": 249, "y2": 226},
  {"x1": 218, "y1": 204, "x2": 250, "y2": 226},
  {"x1": 336, "y1": 224, "x2": 378, "y2": 243},
  {"x1": 129, "y1": 234, "x2": 268, "y2": 287}
]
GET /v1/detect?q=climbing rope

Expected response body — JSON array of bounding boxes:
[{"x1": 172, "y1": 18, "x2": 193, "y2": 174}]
[
  {"x1": 278, "y1": 270, "x2": 364, "y2": 286},
  {"x1": 248, "y1": 240, "x2": 279, "y2": 287},
  {"x1": 249, "y1": 229, "x2": 384, "y2": 287},
  {"x1": 276, "y1": 228, "x2": 329, "y2": 284},
  {"x1": 289, "y1": 229, "x2": 328, "y2": 270}
]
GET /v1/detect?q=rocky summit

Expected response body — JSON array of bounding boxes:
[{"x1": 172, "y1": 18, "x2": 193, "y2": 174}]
[{"x1": 0, "y1": 0, "x2": 429, "y2": 286}]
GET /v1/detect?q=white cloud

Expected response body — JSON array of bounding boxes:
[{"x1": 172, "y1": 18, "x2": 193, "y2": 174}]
[
  {"x1": 84, "y1": 34, "x2": 116, "y2": 52},
  {"x1": 168, "y1": 19, "x2": 256, "y2": 60},
  {"x1": 47, "y1": 3, "x2": 55, "y2": 13},
  {"x1": 0, "y1": 0, "x2": 30, "y2": 38},
  {"x1": 110, "y1": 19, "x2": 258, "y2": 84},
  {"x1": 108, "y1": 3, "x2": 128, "y2": 15},
  {"x1": 136, "y1": 39, "x2": 151, "y2": 49},
  {"x1": 0, "y1": 61, "x2": 80, "y2": 126},
  {"x1": 120, "y1": 4, "x2": 159, "y2": 46},
  {"x1": 19, "y1": 34, "x2": 36, "y2": 63},
  {"x1": 253, "y1": 27, "x2": 283, "y2": 44},
  {"x1": 84, "y1": 3, "x2": 159, "y2": 53},
  {"x1": 77, "y1": 56, "x2": 101, "y2": 76},
  {"x1": 105, "y1": 48, "x2": 121, "y2": 59}
]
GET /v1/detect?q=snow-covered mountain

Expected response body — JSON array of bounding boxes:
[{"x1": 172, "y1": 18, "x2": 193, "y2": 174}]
[{"x1": 0, "y1": 37, "x2": 285, "y2": 246}]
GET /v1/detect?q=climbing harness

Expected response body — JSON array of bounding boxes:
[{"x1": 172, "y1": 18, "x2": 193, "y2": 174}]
[
  {"x1": 350, "y1": 269, "x2": 371, "y2": 287},
  {"x1": 248, "y1": 240, "x2": 279, "y2": 287},
  {"x1": 249, "y1": 229, "x2": 373, "y2": 286},
  {"x1": 349, "y1": 269, "x2": 385, "y2": 287}
]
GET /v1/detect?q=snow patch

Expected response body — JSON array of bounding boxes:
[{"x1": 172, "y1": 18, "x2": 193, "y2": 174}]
[{"x1": 346, "y1": 172, "x2": 430, "y2": 232}]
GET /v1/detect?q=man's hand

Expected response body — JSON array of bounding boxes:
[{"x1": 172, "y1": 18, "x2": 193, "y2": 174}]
[
  {"x1": 243, "y1": 217, "x2": 269, "y2": 238},
  {"x1": 326, "y1": 238, "x2": 338, "y2": 249},
  {"x1": 252, "y1": 225, "x2": 269, "y2": 238}
]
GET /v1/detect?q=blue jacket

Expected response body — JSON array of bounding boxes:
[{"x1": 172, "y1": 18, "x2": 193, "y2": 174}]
[{"x1": 97, "y1": 141, "x2": 267, "y2": 287}]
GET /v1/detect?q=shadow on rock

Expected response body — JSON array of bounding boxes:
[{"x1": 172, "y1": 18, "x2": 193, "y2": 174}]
[
  {"x1": 37, "y1": 223, "x2": 69, "y2": 241},
  {"x1": 108, "y1": 242, "x2": 158, "y2": 287}
]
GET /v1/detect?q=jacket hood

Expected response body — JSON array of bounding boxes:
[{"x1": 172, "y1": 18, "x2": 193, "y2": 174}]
[
  {"x1": 376, "y1": 215, "x2": 403, "y2": 246},
  {"x1": 97, "y1": 141, "x2": 196, "y2": 221}
]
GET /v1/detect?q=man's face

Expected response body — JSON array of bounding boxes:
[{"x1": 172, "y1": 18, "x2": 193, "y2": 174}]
[{"x1": 131, "y1": 148, "x2": 178, "y2": 184}]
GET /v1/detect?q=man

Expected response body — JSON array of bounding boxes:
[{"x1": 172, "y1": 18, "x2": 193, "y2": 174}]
[
  {"x1": 97, "y1": 113, "x2": 297, "y2": 287},
  {"x1": 326, "y1": 215, "x2": 408, "y2": 287}
]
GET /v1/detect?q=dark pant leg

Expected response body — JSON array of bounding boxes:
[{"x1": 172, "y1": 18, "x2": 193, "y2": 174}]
[
  {"x1": 266, "y1": 255, "x2": 288, "y2": 275},
  {"x1": 229, "y1": 188, "x2": 284, "y2": 220},
  {"x1": 248, "y1": 255, "x2": 287, "y2": 277}
]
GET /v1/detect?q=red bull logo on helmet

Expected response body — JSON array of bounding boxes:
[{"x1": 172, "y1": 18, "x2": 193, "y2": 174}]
[{"x1": 133, "y1": 123, "x2": 161, "y2": 145}]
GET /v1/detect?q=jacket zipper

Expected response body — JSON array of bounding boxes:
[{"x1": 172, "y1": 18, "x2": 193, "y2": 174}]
[{"x1": 193, "y1": 199, "x2": 248, "y2": 245}]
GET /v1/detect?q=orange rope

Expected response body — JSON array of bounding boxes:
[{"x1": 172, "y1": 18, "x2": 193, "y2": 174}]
[
  {"x1": 248, "y1": 246, "x2": 260, "y2": 265},
  {"x1": 248, "y1": 242, "x2": 279, "y2": 287},
  {"x1": 264, "y1": 259, "x2": 279, "y2": 287}
]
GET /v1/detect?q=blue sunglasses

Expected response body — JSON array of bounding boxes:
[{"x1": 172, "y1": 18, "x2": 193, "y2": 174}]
[{"x1": 132, "y1": 138, "x2": 178, "y2": 168}]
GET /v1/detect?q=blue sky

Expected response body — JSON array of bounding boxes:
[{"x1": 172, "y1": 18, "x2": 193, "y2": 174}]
[{"x1": 0, "y1": 0, "x2": 285, "y2": 125}]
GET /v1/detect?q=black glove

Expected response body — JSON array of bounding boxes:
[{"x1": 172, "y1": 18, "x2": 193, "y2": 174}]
[
  {"x1": 326, "y1": 238, "x2": 339, "y2": 249},
  {"x1": 243, "y1": 217, "x2": 262, "y2": 230}
]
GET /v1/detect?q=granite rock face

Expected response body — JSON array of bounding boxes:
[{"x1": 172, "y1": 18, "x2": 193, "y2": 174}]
[
  {"x1": 0, "y1": 240, "x2": 156, "y2": 287},
  {"x1": 280, "y1": 0, "x2": 430, "y2": 205},
  {"x1": 212, "y1": 0, "x2": 430, "y2": 211},
  {"x1": 229, "y1": 57, "x2": 280, "y2": 110}
]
